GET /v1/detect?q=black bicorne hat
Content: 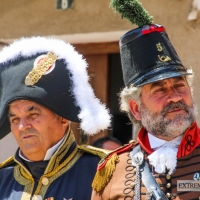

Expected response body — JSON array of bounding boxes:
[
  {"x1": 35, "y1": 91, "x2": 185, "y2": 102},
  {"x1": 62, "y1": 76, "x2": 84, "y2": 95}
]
[
  {"x1": 120, "y1": 24, "x2": 192, "y2": 87},
  {"x1": 0, "y1": 37, "x2": 111, "y2": 139}
]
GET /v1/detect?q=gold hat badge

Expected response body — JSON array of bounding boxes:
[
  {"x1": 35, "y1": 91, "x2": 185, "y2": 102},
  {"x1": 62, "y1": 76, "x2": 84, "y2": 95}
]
[
  {"x1": 156, "y1": 43, "x2": 171, "y2": 62},
  {"x1": 25, "y1": 52, "x2": 57, "y2": 86}
]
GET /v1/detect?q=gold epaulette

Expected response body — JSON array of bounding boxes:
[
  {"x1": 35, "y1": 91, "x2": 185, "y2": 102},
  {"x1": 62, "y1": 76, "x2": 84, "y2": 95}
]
[
  {"x1": 77, "y1": 144, "x2": 110, "y2": 159},
  {"x1": 0, "y1": 156, "x2": 15, "y2": 169},
  {"x1": 92, "y1": 140, "x2": 137, "y2": 192}
]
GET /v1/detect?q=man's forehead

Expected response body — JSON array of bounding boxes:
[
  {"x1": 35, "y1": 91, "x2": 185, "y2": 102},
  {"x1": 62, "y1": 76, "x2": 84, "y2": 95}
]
[
  {"x1": 9, "y1": 100, "x2": 37, "y2": 107},
  {"x1": 8, "y1": 100, "x2": 45, "y2": 113},
  {"x1": 143, "y1": 76, "x2": 187, "y2": 88}
]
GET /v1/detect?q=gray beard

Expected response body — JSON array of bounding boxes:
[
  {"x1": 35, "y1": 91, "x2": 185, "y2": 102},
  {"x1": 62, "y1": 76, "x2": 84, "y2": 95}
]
[{"x1": 139, "y1": 101, "x2": 197, "y2": 139}]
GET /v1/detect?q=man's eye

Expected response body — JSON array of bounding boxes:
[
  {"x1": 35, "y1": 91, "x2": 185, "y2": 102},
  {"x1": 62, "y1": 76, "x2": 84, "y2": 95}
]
[
  {"x1": 30, "y1": 113, "x2": 39, "y2": 119},
  {"x1": 11, "y1": 118, "x2": 20, "y2": 124},
  {"x1": 173, "y1": 84, "x2": 186, "y2": 92},
  {"x1": 175, "y1": 84, "x2": 185, "y2": 89},
  {"x1": 153, "y1": 88, "x2": 166, "y2": 94}
]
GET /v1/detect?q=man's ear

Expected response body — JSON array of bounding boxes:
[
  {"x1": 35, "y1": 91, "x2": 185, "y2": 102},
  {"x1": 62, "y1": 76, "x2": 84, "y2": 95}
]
[
  {"x1": 128, "y1": 99, "x2": 141, "y2": 120},
  {"x1": 60, "y1": 117, "x2": 68, "y2": 126}
]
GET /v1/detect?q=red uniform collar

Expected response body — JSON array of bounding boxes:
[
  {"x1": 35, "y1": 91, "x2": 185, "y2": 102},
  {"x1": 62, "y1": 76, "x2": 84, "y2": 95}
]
[{"x1": 137, "y1": 122, "x2": 200, "y2": 158}]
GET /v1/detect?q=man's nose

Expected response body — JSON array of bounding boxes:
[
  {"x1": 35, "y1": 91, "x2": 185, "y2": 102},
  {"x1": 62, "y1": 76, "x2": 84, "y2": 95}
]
[
  {"x1": 167, "y1": 87, "x2": 183, "y2": 103},
  {"x1": 18, "y1": 118, "x2": 32, "y2": 131}
]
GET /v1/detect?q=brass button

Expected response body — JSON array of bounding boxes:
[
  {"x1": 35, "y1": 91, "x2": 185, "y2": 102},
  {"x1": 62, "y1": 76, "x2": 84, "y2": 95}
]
[
  {"x1": 166, "y1": 193, "x2": 171, "y2": 198},
  {"x1": 130, "y1": 182, "x2": 135, "y2": 188},
  {"x1": 32, "y1": 195, "x2": 42, "y2": 200},
  {"x1": 166, "y1": 174, "x2": 171, "y2": 180},
  {"x1": 166, "y1": 183, "x2": 171, "y2": 188},
  {"x1": 42, "y1": 177, "x2": 49, "y2": 185}
]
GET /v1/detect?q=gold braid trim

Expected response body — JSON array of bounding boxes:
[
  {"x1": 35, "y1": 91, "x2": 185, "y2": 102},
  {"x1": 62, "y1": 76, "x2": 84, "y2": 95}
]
[
  {"x1": 77, "y1": 145, "x2": 110, "y2": 159},
  {"x1": 34, "y1": 147, "x2": 82, "y2": 197},
  {"x1": 0, "y1": 156, "x2": 14, "y2": 168},
  {"x1": 53, "y1": 131, "x2": 74, "y2": 170},
  {"x1": 45, "y1": 127, "x2": 74, "y2": 172},
  {"x1": 14, "y1": 165, "x2": 34, "y2": 200},
  {"x1": 14, "y1": 146, "x2": 82, "y2": 199},
  {"x1": 92, "y1": 153, "x2": 119, "y2": 192}
]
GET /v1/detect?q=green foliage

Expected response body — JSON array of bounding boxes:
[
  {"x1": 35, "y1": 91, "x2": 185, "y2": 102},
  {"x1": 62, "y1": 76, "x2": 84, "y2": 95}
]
[{"x1": 110, "y1": 0, "x2": 153, "y2": 27}]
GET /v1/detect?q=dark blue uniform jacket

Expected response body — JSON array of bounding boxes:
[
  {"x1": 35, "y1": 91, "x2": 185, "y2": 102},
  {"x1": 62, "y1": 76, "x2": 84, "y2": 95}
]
[{"x1": 0, "y1": 129, "x2": 107, "y2": 200}]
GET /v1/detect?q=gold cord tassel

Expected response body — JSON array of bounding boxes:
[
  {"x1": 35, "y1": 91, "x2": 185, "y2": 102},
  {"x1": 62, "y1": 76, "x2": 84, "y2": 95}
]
[{"x1": 92, "y1": 153, "x2": 119, "y2": 192}]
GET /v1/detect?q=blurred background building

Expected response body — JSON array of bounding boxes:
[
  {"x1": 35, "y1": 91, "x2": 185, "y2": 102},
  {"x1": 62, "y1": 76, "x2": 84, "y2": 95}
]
[{"x1": 0, "y1": 0, "x2": 200, "y2": 161}]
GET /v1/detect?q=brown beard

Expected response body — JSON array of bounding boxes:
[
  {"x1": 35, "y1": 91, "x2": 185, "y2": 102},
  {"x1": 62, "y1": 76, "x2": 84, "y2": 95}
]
[{"x1": 139, "y1": 101, "x2": 197, "y2": 139}]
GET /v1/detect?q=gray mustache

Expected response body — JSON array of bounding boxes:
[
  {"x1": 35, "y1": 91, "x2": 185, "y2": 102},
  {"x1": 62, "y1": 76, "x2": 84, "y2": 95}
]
[{"x1": 161, "y1": 101, "x2": 189, "y2": 116}]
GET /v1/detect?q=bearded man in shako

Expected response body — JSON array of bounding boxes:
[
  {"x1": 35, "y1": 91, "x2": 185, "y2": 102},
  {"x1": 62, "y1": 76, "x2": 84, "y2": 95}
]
[{"x1": 91, "y1": 0, "x2": 200, "y2": 199}]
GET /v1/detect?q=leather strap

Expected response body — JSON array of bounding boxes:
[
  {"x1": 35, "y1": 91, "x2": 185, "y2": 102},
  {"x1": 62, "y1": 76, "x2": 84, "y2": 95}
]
[{"x1": 130, "y1": 145, "x2": 168, "y2": 200}]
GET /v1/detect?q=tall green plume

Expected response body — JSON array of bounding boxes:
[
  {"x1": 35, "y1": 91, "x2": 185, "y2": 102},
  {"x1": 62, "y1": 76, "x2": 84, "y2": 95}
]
[{"x1": 110, "y1": 0, "x2": 153, "y2": 27}]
